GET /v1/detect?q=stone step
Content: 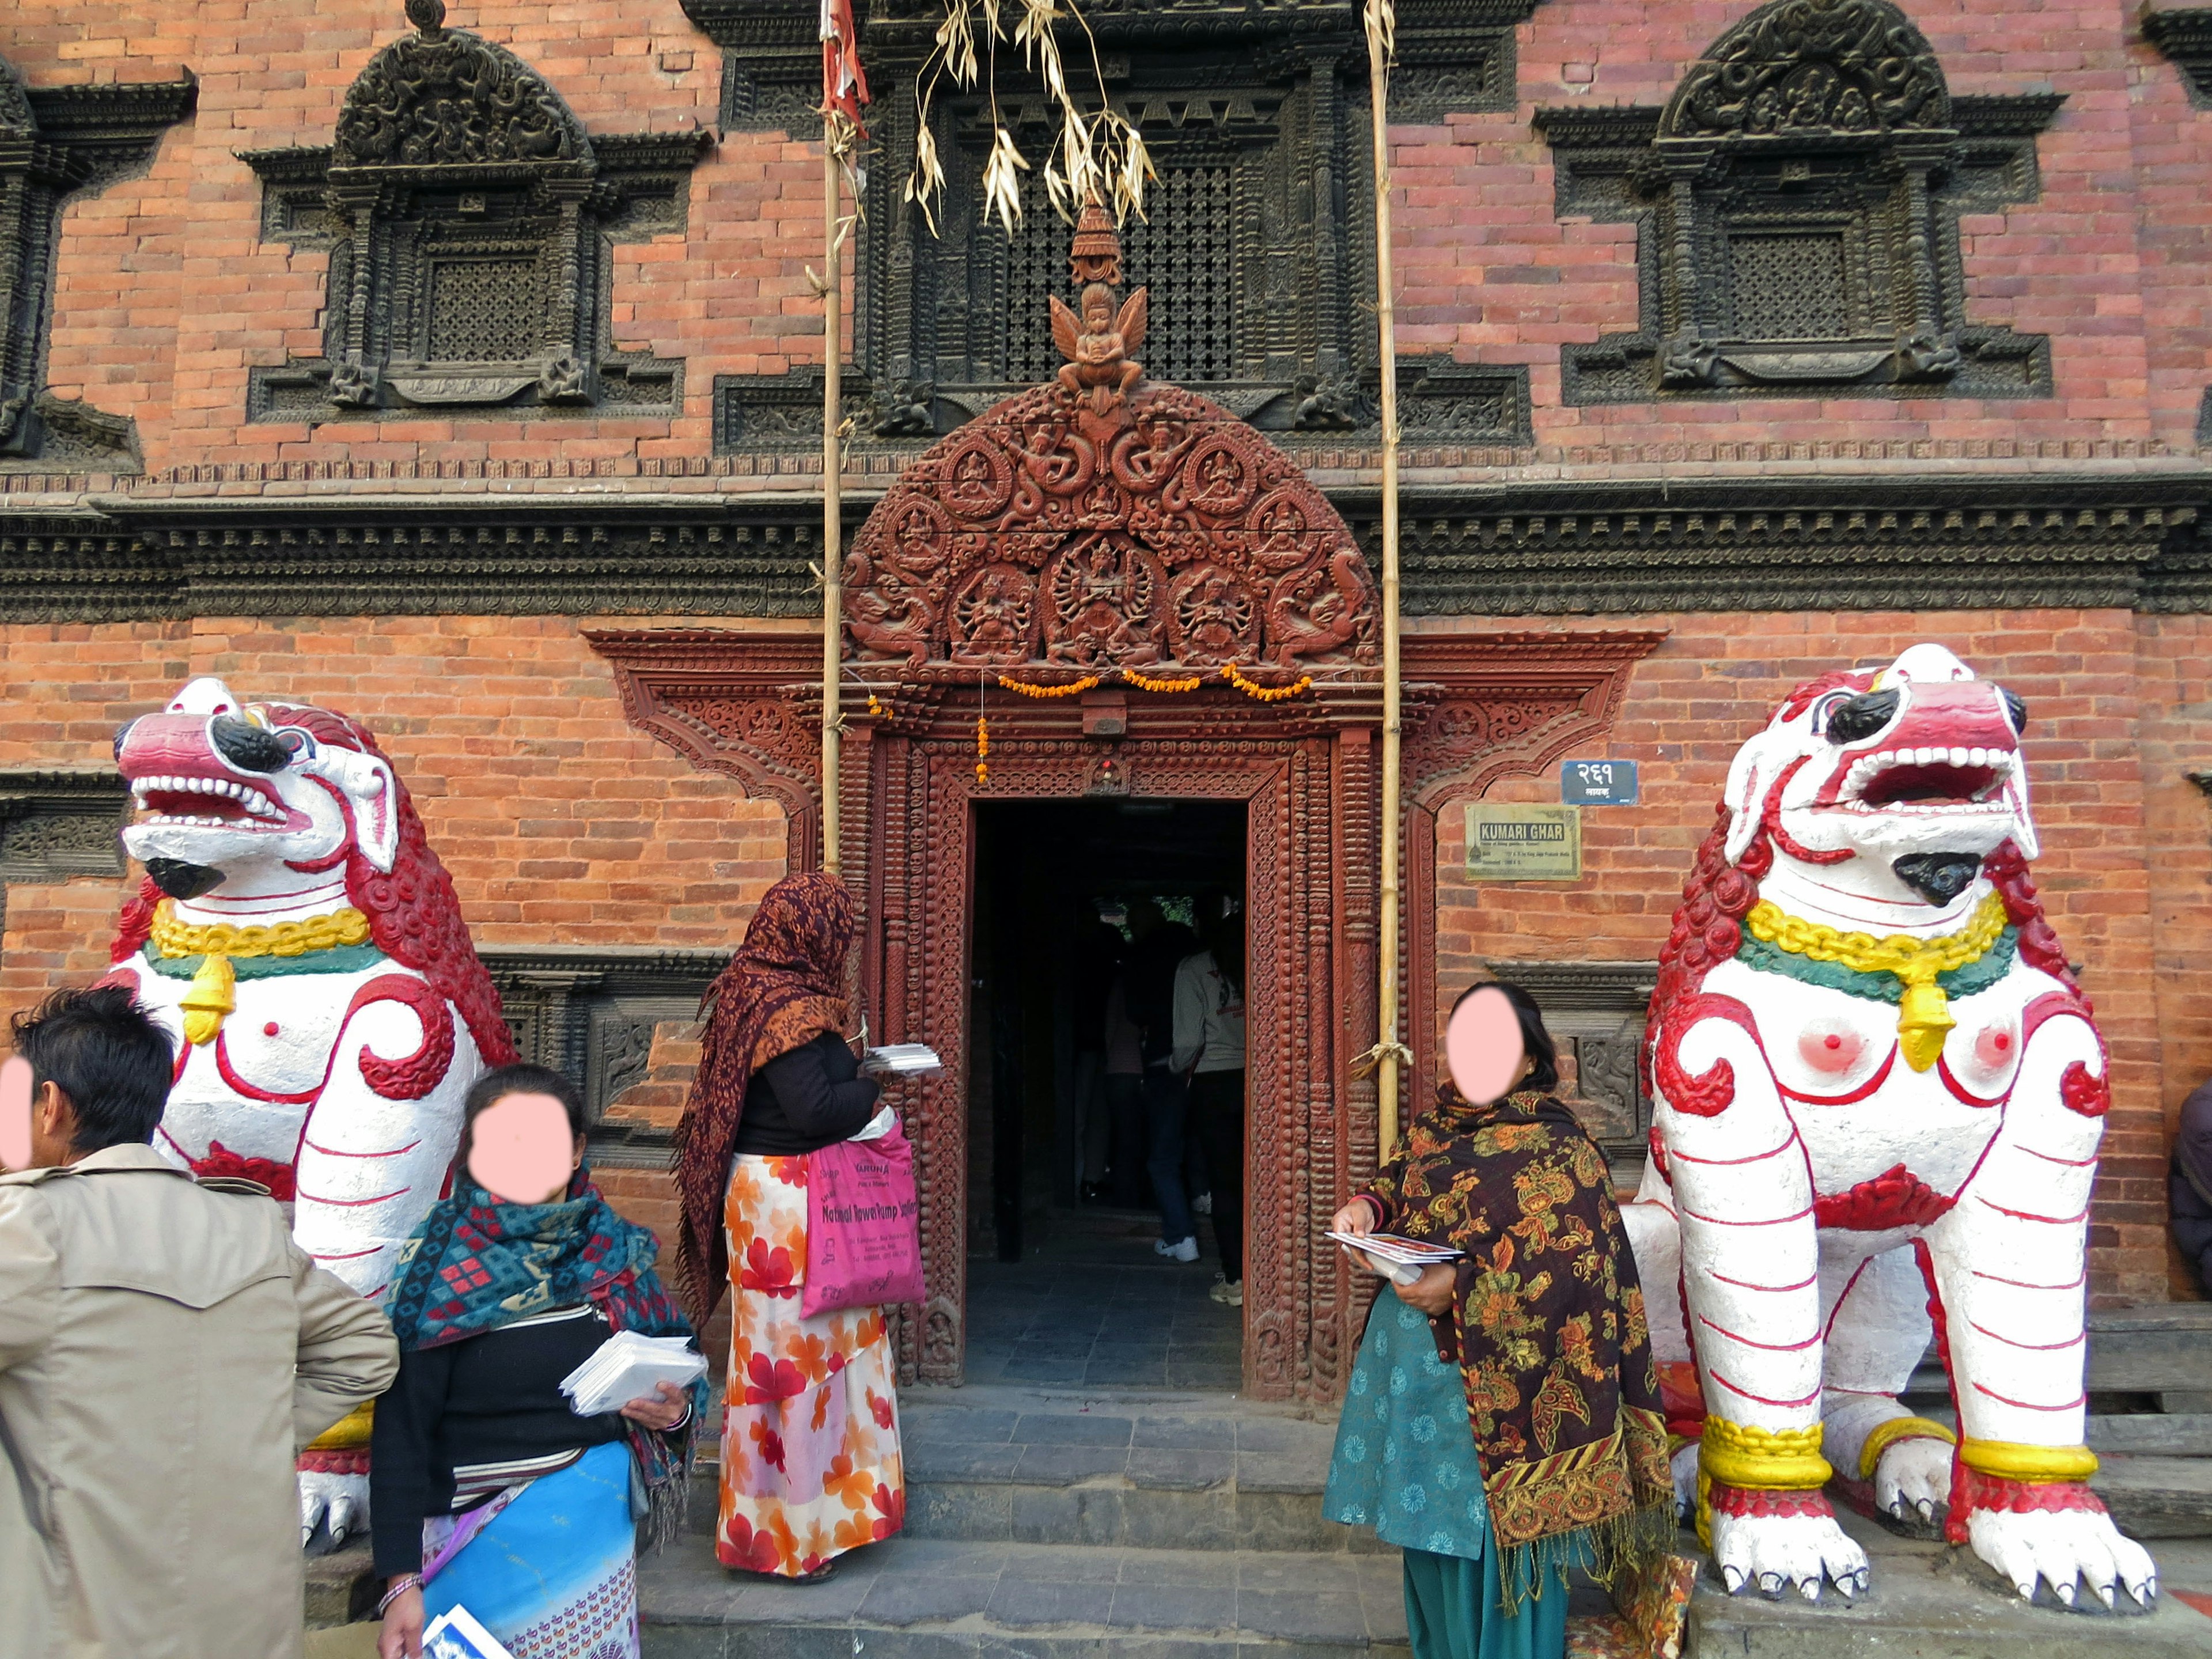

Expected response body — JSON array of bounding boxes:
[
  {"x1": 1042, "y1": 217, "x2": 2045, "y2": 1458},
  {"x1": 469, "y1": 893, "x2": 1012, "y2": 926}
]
[
  {"x1": 637, "y1": 1533, "x2": 1415, "y2": 1659},
  {"x1": 2096, "y1": 1455, "x2": 2212, "y2": 1540},
  {"x1": 2092, "y1": 1416, "x2": 2212, "y2": 1457},
  {"x1": 892, "y1": 1384, "x2": 1382, "y2": 1554}
]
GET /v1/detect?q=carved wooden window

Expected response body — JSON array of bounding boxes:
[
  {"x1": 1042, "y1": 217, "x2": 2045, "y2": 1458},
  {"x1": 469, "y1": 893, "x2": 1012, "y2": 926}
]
[
  {"x1": 241, "y1": 0, "x2": 707, "y2": 423},
  {"x1": 699, "y1": 0, "x2": 1536, "y2": 452},
  {"x1": 1537, "y1": 0, "x2": 2058, "y2": 401},
  {"x1": 0, "y1": 57, "x2": 195, "y2": 471}
]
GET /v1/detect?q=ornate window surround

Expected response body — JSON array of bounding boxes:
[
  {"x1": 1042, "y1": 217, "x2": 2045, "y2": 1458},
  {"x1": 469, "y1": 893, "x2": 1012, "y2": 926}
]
[
  {"x1": 685, "y1": 0, "x2": 1535, "y2": 454},
  {"x1": 0, "y1": 58, "x2": 196, "y2": 472},
  {"x1": 1536, "y1": 0, "x2": 2059, "y2": 403},
  {"x1": 239, "y1": 0, "x2": 710, "y2": 424}
]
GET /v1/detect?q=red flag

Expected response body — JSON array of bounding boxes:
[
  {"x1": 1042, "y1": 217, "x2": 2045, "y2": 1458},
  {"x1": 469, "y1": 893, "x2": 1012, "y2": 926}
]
[{"x1": 821, "y1": 0, "x2": 870, "y2": 139}]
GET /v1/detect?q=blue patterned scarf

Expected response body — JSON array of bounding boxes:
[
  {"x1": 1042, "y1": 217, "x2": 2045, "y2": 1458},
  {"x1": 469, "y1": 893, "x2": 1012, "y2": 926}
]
[{"x1": 384, "y1": 1170, "x2": 706, "y2": 1546}]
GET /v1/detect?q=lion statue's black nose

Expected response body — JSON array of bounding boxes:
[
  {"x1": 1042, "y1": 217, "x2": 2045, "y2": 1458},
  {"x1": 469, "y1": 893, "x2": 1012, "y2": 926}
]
[
  {"x1": 1823, "y1": 689, "x2": 1900, "y2": 745},
  {"x1": 211, "y1": 715, "x2": 292, "y2": 774}
]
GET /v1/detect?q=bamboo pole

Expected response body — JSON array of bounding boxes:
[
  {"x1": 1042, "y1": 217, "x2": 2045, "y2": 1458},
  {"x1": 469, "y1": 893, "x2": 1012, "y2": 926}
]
[
  {"x1": 820, "y1": 147, "x2": 843, "y2": 877},
  {"x1": 1365, "y1": 5, "x2": 1403, "y2": 1162}
]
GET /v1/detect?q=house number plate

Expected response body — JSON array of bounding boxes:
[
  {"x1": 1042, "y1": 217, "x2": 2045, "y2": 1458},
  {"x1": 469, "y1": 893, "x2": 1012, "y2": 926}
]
[{"x1": 1560, "y1": 759, "x2": 1639, "y2": 806}]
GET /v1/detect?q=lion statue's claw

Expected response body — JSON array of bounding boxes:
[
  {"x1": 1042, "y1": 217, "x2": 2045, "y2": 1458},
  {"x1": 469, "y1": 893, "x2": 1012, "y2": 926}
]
[
  {"x1": 1711, "y1": 1513, "x2": 1869, "y2": 1603},
  {"x1": 1968, "y1": 1508, "x2": 2157, "y2": 1611}
]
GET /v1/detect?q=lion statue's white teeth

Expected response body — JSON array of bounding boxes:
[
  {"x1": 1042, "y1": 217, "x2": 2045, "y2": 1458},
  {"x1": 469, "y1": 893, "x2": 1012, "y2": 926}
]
[
  {"x1": 1624, "y1": 643, "x2": 2158, "y2": 1612},
  {"x1": 103, "y1": 676, "x2": 517, "y2": 1551}
]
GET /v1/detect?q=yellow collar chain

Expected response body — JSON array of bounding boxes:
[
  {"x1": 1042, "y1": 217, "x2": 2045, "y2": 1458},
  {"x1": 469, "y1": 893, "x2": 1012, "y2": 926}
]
[
  {"x1": 1743, "y1": 889, "x2": 2010, "y2": 1073},
  {"x1": 151, "y1": 899, "x2": 374, "y2": 1047},
  {"x1": 151, "y1": 898, "x2": 373, "y2": 962}
]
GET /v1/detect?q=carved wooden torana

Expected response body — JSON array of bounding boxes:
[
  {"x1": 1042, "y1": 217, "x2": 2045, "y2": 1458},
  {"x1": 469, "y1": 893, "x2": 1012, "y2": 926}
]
[{"x1": 842, "y1": 202, "x2": 1381, "y2": 679}]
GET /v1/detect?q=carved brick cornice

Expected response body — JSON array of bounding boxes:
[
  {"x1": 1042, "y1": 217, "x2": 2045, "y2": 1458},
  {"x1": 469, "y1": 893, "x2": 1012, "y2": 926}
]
[
  {"x1": 7, "y1": 471, "x2": 2212, "y2": 620},
  {"x1": 1335, "y1": 474, "x2": 2206, "y2": 615},
  {"x1": 69, "y1": 494, "x2": 828, "y2": 619}
]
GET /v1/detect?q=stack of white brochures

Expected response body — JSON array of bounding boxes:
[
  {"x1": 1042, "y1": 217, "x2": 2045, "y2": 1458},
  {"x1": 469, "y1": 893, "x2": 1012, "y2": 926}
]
[
  {"x1": 422, "y1": 1605, "x2": 517, "y2": 1659},
  {"x1": 559, "y1": 1330, "x2": 708, "y2": 1417},
  {"x1": 866, "y1": 1043, "x2": 944, "y2": 1075},
  {"x1": 1322, "y1": 1230, "x2": 1464, "y2": 1287}
]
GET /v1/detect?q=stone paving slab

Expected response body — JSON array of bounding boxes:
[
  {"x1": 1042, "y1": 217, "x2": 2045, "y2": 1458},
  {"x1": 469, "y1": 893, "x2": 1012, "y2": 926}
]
[{"x1": 637, "y1": 1533, "x2": 1413, "y2": 1659}]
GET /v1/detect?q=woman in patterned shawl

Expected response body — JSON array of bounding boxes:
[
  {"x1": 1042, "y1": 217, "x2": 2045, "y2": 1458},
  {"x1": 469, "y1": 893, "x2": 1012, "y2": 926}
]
[
  {"x1": 675, "y1": 870, "x2": 905, "y2": 1582},
  {"x1": 1325, "y1": 982, "x2": 1672, "y2": 1659}
]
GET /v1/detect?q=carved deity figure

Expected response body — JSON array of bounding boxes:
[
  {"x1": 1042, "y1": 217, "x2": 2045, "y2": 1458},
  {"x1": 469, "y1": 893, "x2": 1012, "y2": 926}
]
[
  {"x1": 101, "y1": 677, "x2": 516, "y2": 1546},
  {"x1": 1624, "y1": 644, "x2": 2158, "y2": 1611},
  {"x1": 1047, "y1": 537, "x2": 1160, "y2": 665},
  {"x1": 950, "y1": 566, "x2": 1036, "y2": 664},
  {"x1": 1051, "y1": 280, "x2": 1148, "y2": 415}
]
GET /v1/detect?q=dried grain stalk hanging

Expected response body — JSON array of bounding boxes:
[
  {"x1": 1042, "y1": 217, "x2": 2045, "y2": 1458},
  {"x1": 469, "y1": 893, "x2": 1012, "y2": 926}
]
[{"x1": 906, "y1": 0, "x2": 1153, "y2": 236}]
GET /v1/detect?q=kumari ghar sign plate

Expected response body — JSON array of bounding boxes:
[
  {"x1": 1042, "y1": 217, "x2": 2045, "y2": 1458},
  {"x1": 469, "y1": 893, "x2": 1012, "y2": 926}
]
[{"x1": 1464, "y1": 802, "x2": 1583, "y2": 882}]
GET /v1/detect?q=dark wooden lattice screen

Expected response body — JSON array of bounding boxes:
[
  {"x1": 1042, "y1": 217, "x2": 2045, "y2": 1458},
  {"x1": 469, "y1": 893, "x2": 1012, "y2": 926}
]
[
  {"x1": 1002, "y1": 164, "x2": 1238, "y2": 384},
  {"x1": 1727, "y1": 233, "x2": 1850, "y2": 342},
  {"x1": 425, "y1": 258, "x2": 542, "y2": 362}
]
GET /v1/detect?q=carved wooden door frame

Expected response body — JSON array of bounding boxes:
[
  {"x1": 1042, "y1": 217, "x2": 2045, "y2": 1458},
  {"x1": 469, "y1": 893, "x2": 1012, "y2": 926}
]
[{"x1": 588, "y1": 627, "x2": 1668, "y2": 1401}]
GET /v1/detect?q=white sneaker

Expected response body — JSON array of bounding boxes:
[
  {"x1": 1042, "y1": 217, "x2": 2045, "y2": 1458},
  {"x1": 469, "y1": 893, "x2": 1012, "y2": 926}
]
[
  {"x1": 1192, "y1": 1192, "x2": 1213, "y2": 1217},
  {"x1": 1153, "y1": 1235, "x2": 1198, "y2": 1263},
  {"x1": 1210, "y1": 1279, "x2": 1244, "y2": 1307}
]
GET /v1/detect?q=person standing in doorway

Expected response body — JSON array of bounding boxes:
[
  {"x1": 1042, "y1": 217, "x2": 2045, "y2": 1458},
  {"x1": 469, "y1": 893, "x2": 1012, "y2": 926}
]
[
  {"x1": 0, "y1": 985, "x2": 399, "y2": 1659},
  {"x1": 1173, "y1": 908, "x2": 1247, "y2": 1306},
  {"x1": 1126, "y1": 898, "x2": 1200, "y2": 1262}
]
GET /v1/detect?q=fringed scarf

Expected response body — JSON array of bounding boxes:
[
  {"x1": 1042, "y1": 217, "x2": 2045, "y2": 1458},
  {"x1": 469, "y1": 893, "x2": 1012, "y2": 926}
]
[
  {"x1": 674, "y1": 870, "x2": 857, "y2": 1319},
  {"x1": 382, "y1": 1170, "x2": 706, "y2": 1550},
  {"x1": 1363, "y1": 1088, "x2": 1673, "y2": 1609}
]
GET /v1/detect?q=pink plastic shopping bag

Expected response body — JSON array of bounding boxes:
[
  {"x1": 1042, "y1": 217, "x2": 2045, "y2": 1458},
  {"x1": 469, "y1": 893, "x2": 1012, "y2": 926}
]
[{"x1": 802, "y1": 1119, "x2": 926, "y2": 1317}]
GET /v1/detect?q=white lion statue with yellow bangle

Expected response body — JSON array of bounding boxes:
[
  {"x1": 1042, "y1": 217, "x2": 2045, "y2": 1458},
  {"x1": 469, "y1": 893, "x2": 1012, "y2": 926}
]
[
  {"x1": 1623, "y1": 644, "x2": 2157, "y2": 1611},
  {"x1": 100, "y1": 676, "x2": 517, "y2": 1546}
]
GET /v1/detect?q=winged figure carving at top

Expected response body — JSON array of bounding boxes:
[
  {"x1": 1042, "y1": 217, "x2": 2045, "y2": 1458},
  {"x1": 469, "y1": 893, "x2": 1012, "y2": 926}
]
[{"x1": 1051, "y1": 280, "x2": 1147, "y2": 413}]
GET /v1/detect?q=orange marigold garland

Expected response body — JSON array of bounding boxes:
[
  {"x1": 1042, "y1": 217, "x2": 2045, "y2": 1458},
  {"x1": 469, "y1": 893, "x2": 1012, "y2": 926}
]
[
  {"x1": 975, "y1": 713, "x2": 989, "y2": 785},
  {"x1": 1122, "y1": 666, "x2": 1202, "y2": 693},
  {"x1": 997, "y1": 673, "x2": 1101, "y2": 698},
  {"x1": 1221, "y1": 663, "x2": 1313, "y2": 702}
]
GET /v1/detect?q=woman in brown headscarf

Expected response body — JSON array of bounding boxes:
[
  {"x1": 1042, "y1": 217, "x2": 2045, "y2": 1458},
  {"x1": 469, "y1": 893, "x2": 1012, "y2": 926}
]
[{"x1": 674, "y1": 871, "x2": 903, "y2": 1582}]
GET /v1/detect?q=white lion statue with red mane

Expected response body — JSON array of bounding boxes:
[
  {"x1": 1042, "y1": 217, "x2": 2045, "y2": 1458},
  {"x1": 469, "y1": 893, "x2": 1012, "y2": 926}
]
[
  {"x1": 102, "y1": 676, "x2": 516, "y2": 1544},
  {"x1": 1623, "y1": 644, "x2": 2157, "y2": 1612}
]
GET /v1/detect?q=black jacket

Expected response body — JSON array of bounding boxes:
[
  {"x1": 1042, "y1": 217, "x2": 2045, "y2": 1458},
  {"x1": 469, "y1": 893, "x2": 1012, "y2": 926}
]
[
  {"x1": 733, "y1": 1030, "x2": 882, "y2": 1156},
  {"x1": 369, "y1": 1303, "x2": 626, "y2": 1575}
]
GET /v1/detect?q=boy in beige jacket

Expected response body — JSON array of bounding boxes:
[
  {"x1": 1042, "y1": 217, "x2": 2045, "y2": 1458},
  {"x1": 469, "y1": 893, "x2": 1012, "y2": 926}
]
[{"x1": 0, "y1": 985, "x2": 400, "y2": 1659}]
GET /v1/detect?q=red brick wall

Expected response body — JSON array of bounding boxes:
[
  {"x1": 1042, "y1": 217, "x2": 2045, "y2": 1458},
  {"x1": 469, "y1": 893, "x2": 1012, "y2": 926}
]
[
  {"x1": 3, "y1": 0, "x2": 2209, "y2": 471},
  {"x1": 0, "y1": 614, "x2": 790, "y2": 1027},
  {"x1": 1423, "y1": 610, "x2": 2194, "y2": 1305},
  {"x1": 3, "y1": 0, "x2": 817, "y2": 474}
]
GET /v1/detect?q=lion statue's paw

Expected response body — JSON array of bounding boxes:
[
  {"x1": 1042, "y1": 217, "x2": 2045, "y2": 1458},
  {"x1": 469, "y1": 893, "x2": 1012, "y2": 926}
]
[
  {"x1": 1711, "y1": 1510, "x2": 1870, "y2": 1601},
  {"x1": 1967, "y1": 1506, "x2": 2158, "y2": 1609},
  {"x1": 298, "y1": 1471, "x2": 370, "y2": 1553},
  {"x1": 1874, "y1": 1435, "x2": 1953, "y2": 1527}
]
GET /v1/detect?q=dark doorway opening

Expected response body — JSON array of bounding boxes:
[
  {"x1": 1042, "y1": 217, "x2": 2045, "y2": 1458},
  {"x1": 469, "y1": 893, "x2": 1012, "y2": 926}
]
[{"x1": 967, "y1": 798, "x2": 1248, "y2": 1389}]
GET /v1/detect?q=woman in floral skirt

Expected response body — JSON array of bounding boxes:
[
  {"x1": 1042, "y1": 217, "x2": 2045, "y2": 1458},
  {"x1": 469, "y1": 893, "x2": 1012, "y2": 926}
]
[{"x1": 674, "y1": 871, "x2": 904, "y2": 1582}]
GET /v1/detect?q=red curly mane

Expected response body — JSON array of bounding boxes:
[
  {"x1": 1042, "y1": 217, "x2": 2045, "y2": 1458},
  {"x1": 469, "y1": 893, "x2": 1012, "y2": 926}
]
[{"x1": 111, "y1": 703, "x2": 517, "y2": 1069}]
